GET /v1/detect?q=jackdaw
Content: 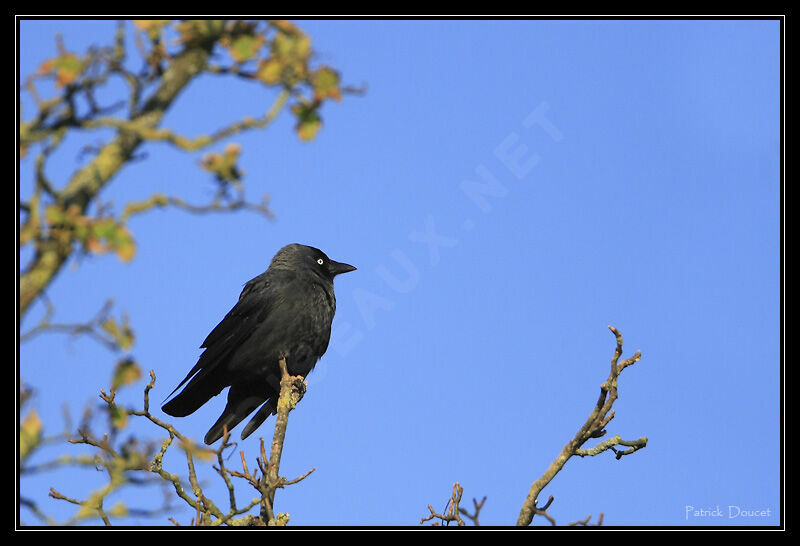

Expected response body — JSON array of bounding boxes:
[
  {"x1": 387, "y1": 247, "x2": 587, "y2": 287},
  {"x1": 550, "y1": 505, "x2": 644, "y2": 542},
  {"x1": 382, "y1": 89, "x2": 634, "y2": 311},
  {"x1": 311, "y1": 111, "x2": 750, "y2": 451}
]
[{"x1": 162, "y1": 243, "x2": 356, "y2": 444}]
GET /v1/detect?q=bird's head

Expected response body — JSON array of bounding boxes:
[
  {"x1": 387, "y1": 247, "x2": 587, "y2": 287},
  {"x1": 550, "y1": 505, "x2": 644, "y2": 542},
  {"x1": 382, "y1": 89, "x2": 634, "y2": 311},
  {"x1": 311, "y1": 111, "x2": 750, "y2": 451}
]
[{"x1": 272, "y1": 243, "x2": 357, "y2": 281}]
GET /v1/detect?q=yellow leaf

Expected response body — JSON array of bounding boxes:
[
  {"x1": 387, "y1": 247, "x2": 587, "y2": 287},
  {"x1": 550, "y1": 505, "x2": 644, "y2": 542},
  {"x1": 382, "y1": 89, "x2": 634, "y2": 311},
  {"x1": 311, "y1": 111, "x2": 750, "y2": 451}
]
[
  {"x1": 39, "y1": 53, "x2": 85, "y2": 87},
  {"x1": 270, "y1": 20, "x2": 300, "y2": 34},
  {"x1": 108, "y1": 501, "x2": 129, "y2": 518},
  {"x1": 113, "y1": 227, "x2": 136, "y2": 262},
  {"x1": 224, "y1": 142, "x2": 242, "y2": 159},
  {"x1": 133, "y1": 20, "x2": 171, "y2": 39},
  {"x1": 180, "y1": 439, "x2": 215, "y2": 461},
  {"x1": 256, "y1": 58, "x2": 282, "y2": 85},
  {"x1": 87, "y1": 237, "x2": 108, "y2": 254},
  {"x1": 110, "y1": 404, "x2": 129, "y2": 429},
  {"x1": 292, "y1": 103, "x2": 322, "y2": 141},
  {"x1": 112, "y1": 359, "x2": 142, "y2": 390},
  {"x1": 297, "y1": 118, "x2": 321, "y2": 141},
  {"x1": 20, "y1": 410, "x2": 43, "y2": 459},
  {"x1": 199, "y1": 146, "x2": 243, "y2": 182},
  {"x1": 102, "y1": 317, "x2": 120, "y2": 340}
]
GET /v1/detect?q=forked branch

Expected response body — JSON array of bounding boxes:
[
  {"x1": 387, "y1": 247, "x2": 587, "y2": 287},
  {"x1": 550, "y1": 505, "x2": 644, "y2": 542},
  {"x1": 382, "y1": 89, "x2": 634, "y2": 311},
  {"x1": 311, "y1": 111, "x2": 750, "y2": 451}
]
[{"x1": 516, "y1": 326, "x2": 647, "y2": 526}]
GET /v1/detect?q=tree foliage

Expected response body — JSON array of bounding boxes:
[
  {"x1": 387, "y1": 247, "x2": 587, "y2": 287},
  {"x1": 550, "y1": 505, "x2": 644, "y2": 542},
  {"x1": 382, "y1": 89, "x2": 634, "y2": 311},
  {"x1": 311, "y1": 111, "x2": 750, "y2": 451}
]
[
  {"x1": 18, "y1": 19, "x2": 648, "y2": 528},
  {"x1": 19, "y1": 19, "x2": 350, "y2": 315},
  {"x1": 19, "y1": 18, "x2": 353, "y2": 526}
]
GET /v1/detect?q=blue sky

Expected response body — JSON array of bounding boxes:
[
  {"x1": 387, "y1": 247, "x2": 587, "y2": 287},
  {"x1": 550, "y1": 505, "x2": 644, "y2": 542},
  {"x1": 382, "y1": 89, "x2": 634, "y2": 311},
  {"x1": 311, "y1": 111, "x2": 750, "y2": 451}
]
[{"x1": 19, "y1": 19, "x2": 781, "y2": 526}]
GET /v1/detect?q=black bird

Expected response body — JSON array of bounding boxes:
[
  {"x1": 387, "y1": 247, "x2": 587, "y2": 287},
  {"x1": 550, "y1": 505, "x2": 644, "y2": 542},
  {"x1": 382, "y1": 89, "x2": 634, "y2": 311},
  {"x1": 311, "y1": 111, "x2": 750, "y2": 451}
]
[{"x1": 162, "y1": 243, "x2": 356, "y2": 444}]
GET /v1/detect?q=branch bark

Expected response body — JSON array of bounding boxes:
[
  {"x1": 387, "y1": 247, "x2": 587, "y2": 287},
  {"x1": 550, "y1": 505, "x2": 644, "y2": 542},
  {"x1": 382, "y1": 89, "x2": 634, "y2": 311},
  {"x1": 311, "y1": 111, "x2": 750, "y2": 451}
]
[
  {"x1": 516, "y1": 326, "x2": 646, "y2": 526},
  {"x1": 20, "y1": 22, "x2": 226, "y2": 316},
  {"x1": 263, "y1": 356, "x2": 307, "y2": 524}
]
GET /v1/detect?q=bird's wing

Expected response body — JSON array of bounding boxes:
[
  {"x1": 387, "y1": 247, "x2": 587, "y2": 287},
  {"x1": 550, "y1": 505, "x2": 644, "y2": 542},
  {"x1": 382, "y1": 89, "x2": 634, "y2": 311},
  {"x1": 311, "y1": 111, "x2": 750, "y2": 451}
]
[
  {"x1": 223, "y1": 276, "x2": 334, "y2": 376},
  {"x1": 164, "y1": 278, "x2": 272, "y2": 400}
]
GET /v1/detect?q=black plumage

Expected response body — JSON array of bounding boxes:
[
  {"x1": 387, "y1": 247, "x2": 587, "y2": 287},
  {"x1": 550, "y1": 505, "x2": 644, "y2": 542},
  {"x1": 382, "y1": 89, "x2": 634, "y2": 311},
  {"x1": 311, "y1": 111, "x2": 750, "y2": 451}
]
[{"x1": 162, "y1": 243, "x2": 356, "y2": 444}]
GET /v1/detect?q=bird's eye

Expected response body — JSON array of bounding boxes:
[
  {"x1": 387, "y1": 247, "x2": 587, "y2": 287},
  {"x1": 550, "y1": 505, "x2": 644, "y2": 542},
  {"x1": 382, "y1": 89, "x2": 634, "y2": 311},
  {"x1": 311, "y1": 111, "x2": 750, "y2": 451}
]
[{"x1": 317, "y1": 258, "x2": 324, "y2": 265}]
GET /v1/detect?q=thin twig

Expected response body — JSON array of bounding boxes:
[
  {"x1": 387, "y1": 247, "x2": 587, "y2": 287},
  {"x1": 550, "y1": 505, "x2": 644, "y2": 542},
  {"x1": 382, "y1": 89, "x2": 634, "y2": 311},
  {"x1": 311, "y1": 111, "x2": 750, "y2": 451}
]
[{"x1": 516, "y1": 327, "x2": 646, "y2": 526}]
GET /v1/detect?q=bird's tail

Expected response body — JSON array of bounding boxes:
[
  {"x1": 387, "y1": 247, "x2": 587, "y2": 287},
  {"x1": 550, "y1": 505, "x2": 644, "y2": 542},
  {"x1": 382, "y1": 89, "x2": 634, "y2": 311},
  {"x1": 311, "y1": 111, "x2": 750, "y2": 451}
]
[
  {"x1": 203, "y1": 383, "x2": 273, "y2": 445},
  {"x1": 240, "y1": 399, "x2": 278, "y2": 441},
  {"x1": 162, "y1": 366, "x2": 227, "y2": 418}
]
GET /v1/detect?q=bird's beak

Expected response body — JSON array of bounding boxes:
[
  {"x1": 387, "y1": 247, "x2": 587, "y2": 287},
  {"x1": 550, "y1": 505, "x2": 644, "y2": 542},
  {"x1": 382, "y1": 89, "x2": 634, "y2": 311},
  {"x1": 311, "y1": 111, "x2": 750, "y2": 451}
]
[{"x1": 330, "y1": 260, "x2": 357, "y2": 276}]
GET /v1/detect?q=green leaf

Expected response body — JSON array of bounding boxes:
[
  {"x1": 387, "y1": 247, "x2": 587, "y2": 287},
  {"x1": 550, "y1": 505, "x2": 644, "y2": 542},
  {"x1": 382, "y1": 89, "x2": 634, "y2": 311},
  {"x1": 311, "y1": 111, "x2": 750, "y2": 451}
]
[
  {"x1": 272, "y1": 31, "x2": 311, "y2": 60},
  {"x1": 111, "y1": 226, "x2": 136, "y2": 262},
  {"x1": 227, "y1": 34, "x2": 264, "y2": 63},
  {"x1": 312, "y1": 66, "x2": 341, "y2": 101},
  {"x1": 292, "y1": 103, "x2": 322, "y2": 141},
  {"x1": 90, "y1": 218, "x2": 117, "y2": 240},
  {"x1": 44, "y1": 205, "x2": 65, "y2": 224},
  {"x1": 267, "y1": 30, "x2": 311, "y2": 84}
]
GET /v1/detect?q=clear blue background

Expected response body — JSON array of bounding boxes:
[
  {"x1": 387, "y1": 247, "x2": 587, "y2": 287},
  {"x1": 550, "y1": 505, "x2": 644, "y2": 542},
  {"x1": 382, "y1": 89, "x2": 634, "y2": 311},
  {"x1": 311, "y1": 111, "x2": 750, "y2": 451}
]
[{"x1": 19, "y1": 19, "x2": 781, "y2": 526}]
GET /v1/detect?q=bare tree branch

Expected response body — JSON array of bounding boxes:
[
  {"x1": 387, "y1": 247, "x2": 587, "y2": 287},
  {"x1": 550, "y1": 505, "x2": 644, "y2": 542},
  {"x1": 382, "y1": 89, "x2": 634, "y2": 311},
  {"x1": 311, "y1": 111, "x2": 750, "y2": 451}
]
[{"x1": 516, "y1": 326, "x2": 647, "y2": 526}]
